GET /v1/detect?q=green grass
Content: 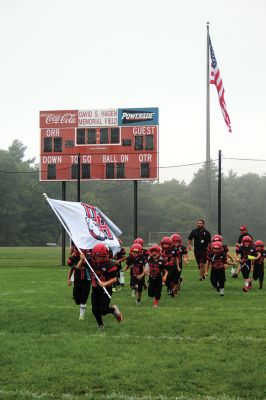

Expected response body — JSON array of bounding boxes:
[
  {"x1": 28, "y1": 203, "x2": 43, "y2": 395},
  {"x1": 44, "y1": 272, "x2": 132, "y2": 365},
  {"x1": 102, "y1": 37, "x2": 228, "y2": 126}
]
[{"x1": 0, "y1": 247, "x2": 266, "y2": 400}]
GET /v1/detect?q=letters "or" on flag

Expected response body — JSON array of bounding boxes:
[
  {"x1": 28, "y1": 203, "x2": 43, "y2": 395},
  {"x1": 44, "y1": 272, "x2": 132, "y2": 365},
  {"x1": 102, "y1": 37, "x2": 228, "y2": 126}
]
[{"x1": 209, "y1": 36, "x2": 232, "y2": 133}]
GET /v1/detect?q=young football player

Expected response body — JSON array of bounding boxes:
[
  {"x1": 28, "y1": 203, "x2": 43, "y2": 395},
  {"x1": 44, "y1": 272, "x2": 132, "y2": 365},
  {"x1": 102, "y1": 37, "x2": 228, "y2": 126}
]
[
  {"x1": 67, "y1": 242, "x2": 81, "y2": 284},
  {"x1": 77, "y1": 243, "x2": 122, "y2": 330},
  {"x1": 205, "y1": 234, "x2": 236, "y2": 277},
  {"x1": 235, "y1": 235, "x2": 255, "y2": 292},
  {"x1": 134, "y1": 237, "x2": 149, "y2": 289},
  {"x1": 171, "y1": 233, "x2": 188, "y2": 289},
  {"x1": 112, "y1": 239, "x2": 127, "y2": 291},
  {"x1": 160, "y1": 237, "x2": 180, "y2": 297},
  {"x1": 145, "y1": 245, "x2": 168, "y2": 307},
  {"x1": 207, "y1": 241, "x2": 229, "y2": 296},
  {"x1": 67, "y1": 251, "x2": 90, "y2": 320},
  {"x1": 253, "y1": 240, "x2": 265, "y2": 289},
  {"x1": 123, "y1": 243, "x2": 147, "y2": 304}
]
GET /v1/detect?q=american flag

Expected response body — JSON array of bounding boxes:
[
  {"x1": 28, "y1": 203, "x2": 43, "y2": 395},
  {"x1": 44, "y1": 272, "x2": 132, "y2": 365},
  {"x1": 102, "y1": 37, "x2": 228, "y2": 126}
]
[{"x1": 209, "y1": 36, "x2": 232, "y2": 132}]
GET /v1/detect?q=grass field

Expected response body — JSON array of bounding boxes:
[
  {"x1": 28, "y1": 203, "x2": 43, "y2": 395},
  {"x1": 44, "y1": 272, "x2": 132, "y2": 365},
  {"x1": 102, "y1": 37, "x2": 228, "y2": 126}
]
[{"x1": 0, "y1": 247, "x2": 266, "y2": 400}]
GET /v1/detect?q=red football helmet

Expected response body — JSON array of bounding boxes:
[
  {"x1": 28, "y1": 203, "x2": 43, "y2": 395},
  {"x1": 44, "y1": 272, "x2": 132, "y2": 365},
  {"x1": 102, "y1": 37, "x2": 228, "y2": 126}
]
[
  {"x1": 241, "y1": 235, "x2": 253, "y2": 245},
  {"x1": 255, "y1": 240, "x2": 264, "y2": 249},
  {"x1": 149, "y1": 245, "x2": 162, "y2": 257},
  {"x1": 160, "y1": 236, "x2": 172, "y2": 247},
  {"x1": 212, "y1": 234, "x2": 223, "y2": 243},
  {"x1": 92, "y1": 243, "x2": 110, "y2": 264},
  {"x1": 171, "y1": 233, "x2": 182, "y2": 244},
  {"x1": 134, "y1": 237, "x2": 144, "y2": 246},
  {"x1": 211, "y1": 241, "x2": 223, "y2": 252},
  {"x1": 130, "y1": 243, "x2": 143, "y2": 257}
]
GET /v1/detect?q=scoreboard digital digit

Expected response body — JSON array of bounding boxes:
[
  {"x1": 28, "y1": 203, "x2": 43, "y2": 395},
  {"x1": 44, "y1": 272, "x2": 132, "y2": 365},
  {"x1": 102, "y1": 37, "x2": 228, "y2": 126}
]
[{"x1": 39, "y1": 108, "x2": 159, "y2": 181}]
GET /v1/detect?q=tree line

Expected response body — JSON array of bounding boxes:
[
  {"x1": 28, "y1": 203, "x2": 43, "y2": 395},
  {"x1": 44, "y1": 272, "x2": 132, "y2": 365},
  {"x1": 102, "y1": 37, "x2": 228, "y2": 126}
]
[{"x1": 1, "y1": 140, "x2": 266, "y2": 246}]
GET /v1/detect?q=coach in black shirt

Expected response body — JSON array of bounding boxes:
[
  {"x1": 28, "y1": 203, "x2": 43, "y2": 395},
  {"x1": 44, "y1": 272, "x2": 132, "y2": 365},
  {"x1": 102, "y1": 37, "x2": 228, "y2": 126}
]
[{"x1": 187, "y1": 219, "x2": 211, "y2": 280}]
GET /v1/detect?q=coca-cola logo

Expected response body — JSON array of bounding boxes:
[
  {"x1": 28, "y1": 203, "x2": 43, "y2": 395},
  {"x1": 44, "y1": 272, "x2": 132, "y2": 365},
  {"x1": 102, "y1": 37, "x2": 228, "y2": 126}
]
[{"x1": 45, "y1": 113, "x2": 77, "y2": 125}]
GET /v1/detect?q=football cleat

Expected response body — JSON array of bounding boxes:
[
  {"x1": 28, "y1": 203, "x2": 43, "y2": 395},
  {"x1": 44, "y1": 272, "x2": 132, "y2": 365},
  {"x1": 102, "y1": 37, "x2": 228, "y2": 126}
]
[{"x1": 113, "y1": 305, "x2": 122, "y2": 322}]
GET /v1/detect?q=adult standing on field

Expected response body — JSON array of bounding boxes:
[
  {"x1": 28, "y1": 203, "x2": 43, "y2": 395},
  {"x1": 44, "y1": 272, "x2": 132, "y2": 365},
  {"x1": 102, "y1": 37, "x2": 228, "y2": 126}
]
[
  {"x1": 237, "y1": 225, "x2": 253, "y2": 246},
  {"x1": 187, "y1": 219, "x2": 211, "y2": 281}
]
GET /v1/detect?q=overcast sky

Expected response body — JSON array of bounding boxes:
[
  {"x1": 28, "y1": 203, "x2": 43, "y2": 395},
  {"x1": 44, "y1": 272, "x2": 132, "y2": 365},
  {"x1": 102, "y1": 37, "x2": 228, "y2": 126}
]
[{"x1": 0, "y1": 0, "x2": 265, "y2": 182}]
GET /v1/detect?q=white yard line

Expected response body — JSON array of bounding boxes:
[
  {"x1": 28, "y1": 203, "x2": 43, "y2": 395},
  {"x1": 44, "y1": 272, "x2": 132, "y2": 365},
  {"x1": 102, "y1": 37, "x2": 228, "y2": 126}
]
[
  {"x1": 0, "y1": 389, "x2": 246, "y2": 400},
  {"x1": 0, "y1": 331, "x2": 265, "y2": 342}
]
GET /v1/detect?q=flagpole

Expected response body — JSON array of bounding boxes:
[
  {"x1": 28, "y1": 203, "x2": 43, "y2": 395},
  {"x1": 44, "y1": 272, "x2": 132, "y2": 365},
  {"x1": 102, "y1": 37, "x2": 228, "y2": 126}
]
[
  {"x1": 206, "y1": 22, "x2": 211, "y2": 224},
  {"x1": 43, "y1": 193, "x2": 111, "y2": 299}
]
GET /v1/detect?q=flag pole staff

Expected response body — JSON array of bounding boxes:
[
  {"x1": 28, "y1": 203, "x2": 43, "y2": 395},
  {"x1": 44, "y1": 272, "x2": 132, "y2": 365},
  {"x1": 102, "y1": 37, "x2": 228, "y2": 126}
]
[
  {"x1": 206, "y1": 22, "x2": 211, "y2": 223},
  {"x1": 42, "y1": 193, "x2": 111, "y2": 299}
]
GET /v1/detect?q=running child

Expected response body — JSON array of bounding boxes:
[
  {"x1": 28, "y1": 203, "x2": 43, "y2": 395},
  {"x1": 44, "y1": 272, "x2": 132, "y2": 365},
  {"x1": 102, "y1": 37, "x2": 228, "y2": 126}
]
[
  {"x1": 171, "y1": 233, "x2": 188, "y2": 289},
  {"x1": 205, "y1": 234, "x2": 236, "y2": 277},
  {"x1": 123, "y1": 243, "x2": 147, "y2": 305},
  {"x1": 235, "y1": 235, "x2": 255, "y2": 292},
  {"x1": 67, "y1": 252, "x2": 90, "y2": 320},
  {"x1": 134, "y1": 237, "x2": 149, "y2": 289},
  {"x1": 253, "y1": 240, "x2": 265, "y2": 289},
  {"x1": 112, "y1": 239, "x2": 127, "y2": 291},
  {"x1": 160, "y1": 237, "x2": 180, "y2": 297},
  {"x1": 207, "y1": 241, "x2": 230, "y2": 296},
  {"x1": 145, "y1": 245, "x2": 168, "y2": 308},
  {"x1": 78, "y1": 243, "x2": 122, "y2": 330}
]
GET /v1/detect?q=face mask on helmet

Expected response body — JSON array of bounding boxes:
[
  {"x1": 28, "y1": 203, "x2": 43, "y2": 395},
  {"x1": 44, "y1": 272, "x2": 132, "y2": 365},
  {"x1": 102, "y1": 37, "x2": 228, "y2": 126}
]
[
  {"x1": 160, "y1": 237, "x2": 172, "y2": 249},
  {"x1": 211, "y1": 241, "x2": 223, "y2": 252},
  {"x1": 241, "y1": 236, "x2": 253, "y2": 246},
  {"x1": 149, "y1": 245, "x2": 162, "y2": 259},
  {"x1": 255, "y1": 240, "x2": 264, "y2": 250},
  {"x1": 212, "y1": 234, "x2": 223, "y2": 243},
  {"x1": 92, "y1": 244, "x2": 110, "y2": 264},
  {"x1": 130, "y1": 244, "x2": 143, "y2": 257},
  {"x1": 171, "y1": 234, "x2": 182, "y2": 244}
]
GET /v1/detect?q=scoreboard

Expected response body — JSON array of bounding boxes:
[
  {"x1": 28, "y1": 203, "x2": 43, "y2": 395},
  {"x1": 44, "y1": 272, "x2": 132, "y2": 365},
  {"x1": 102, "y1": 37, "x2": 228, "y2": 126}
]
[{"x1": 39, "y1": 108, "x2": 159, "y2": 181}]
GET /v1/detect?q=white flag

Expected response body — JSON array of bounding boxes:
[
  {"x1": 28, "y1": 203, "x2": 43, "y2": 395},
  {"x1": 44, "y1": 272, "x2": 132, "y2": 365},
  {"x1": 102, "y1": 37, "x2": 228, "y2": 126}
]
[{"x1": 47, "y1": 198, "x2": 122, "y2": 255}]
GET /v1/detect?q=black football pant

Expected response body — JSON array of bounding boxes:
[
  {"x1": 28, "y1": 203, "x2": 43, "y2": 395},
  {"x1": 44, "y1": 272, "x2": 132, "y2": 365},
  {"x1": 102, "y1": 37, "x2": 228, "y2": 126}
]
[
  {"x1": 73, "y1": 280, "x2": 90, "y2": 305},
  {"x1": 148, "y1": 279, "x2": 162, "y2": 300},
  {"x1": 241, "y1": 264, "x2": 251, "y2": 279},
  {"x1": 91, "y1": 286, "x2": 114, "y2": 326},
  {"x1": 131, "y1": 277, "x2": 144, "y2": 293},
  {"x1": 210, "y1": 268, "x2": 226, "y2": 289},
  {"x1": 253, "y1": 264, "x2": 264, "y2": 282}
]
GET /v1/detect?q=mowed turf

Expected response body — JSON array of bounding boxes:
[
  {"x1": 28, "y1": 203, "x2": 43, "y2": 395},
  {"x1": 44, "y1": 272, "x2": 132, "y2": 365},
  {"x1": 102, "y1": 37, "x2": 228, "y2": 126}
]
[{"x1": 0, "y1": 247, "x2": 265, "y2": 400}]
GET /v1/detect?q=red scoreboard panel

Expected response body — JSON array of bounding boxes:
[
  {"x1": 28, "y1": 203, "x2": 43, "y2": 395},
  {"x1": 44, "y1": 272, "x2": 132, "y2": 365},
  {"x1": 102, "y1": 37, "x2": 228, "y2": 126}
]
[{"x1": 39, "y1": 108, "x2": 159, "y2": 181}]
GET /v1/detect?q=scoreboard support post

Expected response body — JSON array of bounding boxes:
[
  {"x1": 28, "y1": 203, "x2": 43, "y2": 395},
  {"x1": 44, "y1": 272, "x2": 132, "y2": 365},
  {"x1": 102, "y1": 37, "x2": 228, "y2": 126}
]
[
  {"x1": 134, "y1": 180, "x2": 138, "y2": 239},
  {"x1": 61, "y1": 181, "x2": 66, "y2": 266},
  {"x1": 77, "y1": 153, "x2": 81, "y2": 202}
]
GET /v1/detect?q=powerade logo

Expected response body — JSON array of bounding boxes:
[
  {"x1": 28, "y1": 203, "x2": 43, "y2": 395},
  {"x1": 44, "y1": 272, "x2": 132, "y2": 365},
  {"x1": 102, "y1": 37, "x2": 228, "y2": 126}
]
[
  {"x1": 121, "y1": 110, "x2": 155, "y2": 124},
  {"x1": 118, "y1": 108, "x2": 159, "y2": 126}
]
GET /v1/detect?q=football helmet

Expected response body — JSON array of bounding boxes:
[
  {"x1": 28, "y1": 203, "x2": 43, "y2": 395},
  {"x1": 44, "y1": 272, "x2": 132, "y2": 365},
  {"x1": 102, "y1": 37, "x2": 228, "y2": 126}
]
[
  {"x1": 211, "y1": 241, "x2": 223, "y2": 251},
  {"x1": 170, "y1": 233, "x2": 182, "y2": 244},
  {"x1": 149, "y1": 245, "x2": 162, "y2": 257},
  {"x1": 160, "y1": 237, "x2": 172, "y2": 246},
  {"x1": 241, "y1": 235, "x2": 253, "y2": 245},
  {"x1": 255, "y1": 240, "x2": 264, "y2": 249},
  {"x1": 134, "y1": 237, "x2": 144, "y2": 246},
  {"x1": 92, "y1": 243, "x2": 110, "y2": 264},
  {"x1": 130, "y1": 243, "x2": 143, "y2": 256},
  {"x1": 212, "y1": 234, "x2": 223, "y2": 243}
]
